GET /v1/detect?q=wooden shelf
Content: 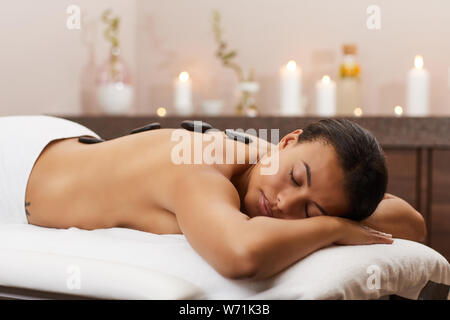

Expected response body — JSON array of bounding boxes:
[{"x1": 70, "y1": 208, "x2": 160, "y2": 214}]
[{"x1": 54, "y1": 115, "x2": 450, "y2": 148}]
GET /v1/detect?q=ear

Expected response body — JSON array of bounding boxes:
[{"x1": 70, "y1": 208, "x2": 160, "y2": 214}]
[{"x1": 278, "y1": 129, "x2": 303, "y2": 150}]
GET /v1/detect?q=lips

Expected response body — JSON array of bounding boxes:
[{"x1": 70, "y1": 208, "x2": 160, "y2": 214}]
[{"x1": 259, "y1": 191, "x2": 273, "y2": 217}]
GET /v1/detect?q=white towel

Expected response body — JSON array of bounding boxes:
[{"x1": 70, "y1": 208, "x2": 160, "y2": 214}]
[{"x1": 0, "y1": 115, "x2": 101, "y2": 224}]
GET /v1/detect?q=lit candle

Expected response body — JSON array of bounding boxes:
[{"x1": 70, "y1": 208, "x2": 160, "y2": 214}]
[
  {"x1": 406, "y1": 55, "x2": 430, "y2": 116},
  {"x1": 280, "y1": 60, "x2": 302, "y2": 115},
  {"x1": 174, "y1": 71, "x2": 193, "y2": 115},
  {"x1": 315, "y1": 75, "x2": 336, "y2": 116}
]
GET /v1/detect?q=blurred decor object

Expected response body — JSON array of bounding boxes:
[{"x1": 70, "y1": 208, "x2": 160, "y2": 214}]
[
  {"x1": 201, "y1": 100, "x2": 224, "y2": 116},
  {"x1": 174, "y1": 71, "x2": 193, "y2": 115},
  {"x1": 406, "y1": 55, "x2": 430, "y2": 116},
  {"x1": 156, "y1": 107, "x2": 167, "y2": 117},
  {"x1": 96, "y1": 9, "x2": 134, "y2": 115},
  {"x1": 280, "y1": 60, "x2": 302, "y2": 115},
  {"x1": 80, "y1": 17, "x2": 98, "y2": 115},
  {"x1": 212, "y1": 10, "x2": 259, "y2": 116},
  {"x1": 315, "y1": 75, "x2": 336, "y2": 116},
  {"x1": 394, "y1": 105, "x2": 404, "y2": 117},
  {"x1": 353, "y1": 107, "x2": 363, "y2": 117},
  {"x1": 236, "y1": 76, "x2": 259, "y2": 117},
  {"x1": 337, "y1": 44, "x2": 361, "y2": 116}
]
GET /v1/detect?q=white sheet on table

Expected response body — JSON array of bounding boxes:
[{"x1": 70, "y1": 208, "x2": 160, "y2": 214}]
[{"x1": 0, "y1": 224, "x2": 448, "y2": 299}]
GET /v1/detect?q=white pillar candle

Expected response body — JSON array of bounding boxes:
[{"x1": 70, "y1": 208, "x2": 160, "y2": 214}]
[
  {"x1": 174, "y1": 71, "x2": 193, "y2": 115},
  {"x1": 406, "y1": 55, "x2": 430, "y2": 116},
  {"x1": 280, "y1": 60, "x2": 302, "y2": 115},
  {"x1": 315, "y1": 75, "x2": 336, "y2": 116}
]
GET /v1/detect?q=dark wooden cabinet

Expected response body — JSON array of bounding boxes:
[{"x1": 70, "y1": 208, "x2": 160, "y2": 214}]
[
  {"x1": 432, "y1": 150, "x2": 450, "y2": 260},
  {"x1": 60, "y1": 115, "x2": 450, "y2": 261},
  {"x1": 384, "y1": 149, "x2": 417, "y2": 207}
]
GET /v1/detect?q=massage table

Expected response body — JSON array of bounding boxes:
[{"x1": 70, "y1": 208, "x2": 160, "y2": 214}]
[{"x1": 0, "y1": 224, "x2": 448, "y2": 300}]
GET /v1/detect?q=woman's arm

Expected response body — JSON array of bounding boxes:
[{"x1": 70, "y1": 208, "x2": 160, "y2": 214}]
[
  {"x1": 243, "y1": 215, "x2": 393, "y2": 280},
  {"x1": 360, "y1": 193, "x2": 427, "y2": 242},
  {"x1": 173, "y1": 170, "x2": 392, "y2": 281}
]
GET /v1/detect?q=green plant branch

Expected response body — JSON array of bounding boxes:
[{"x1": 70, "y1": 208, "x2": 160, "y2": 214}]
[
  {"x1": 102, "y1": 9, "x2": 120, "y2": 50},
  {"x1": 212, "y1": 10, "x2": 245, "y2": 82}
]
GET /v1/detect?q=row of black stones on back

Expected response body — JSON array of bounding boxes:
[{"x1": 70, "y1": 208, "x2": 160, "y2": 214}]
[
  {"x1": 181, "y1": 120, "x2": 253, "y2": 144},
  {"x1": 78, "y1": 120, "x2": 253, "y2": 144}
]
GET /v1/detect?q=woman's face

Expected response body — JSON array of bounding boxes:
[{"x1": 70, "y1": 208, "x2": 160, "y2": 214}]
[{"x1": 244, "y1": 130, "x2": 349, "y2": 219}]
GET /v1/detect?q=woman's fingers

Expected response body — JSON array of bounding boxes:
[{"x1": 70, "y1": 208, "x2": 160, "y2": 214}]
[
  {"x1": 362, "y1": 226, "x2": 393, "y2": 244},
  {"x1": 372, "y1": 230, "x2": 392, "y2": 237},
  {"x1": 336, "y1": 221, "x2": 394, "y2": 246},
  {"x1": 363, "y1": 225, "x2": 392, "y2": 238},
  {"x1": 372, "y1": 233, "x2": 394, "y2": 244}
]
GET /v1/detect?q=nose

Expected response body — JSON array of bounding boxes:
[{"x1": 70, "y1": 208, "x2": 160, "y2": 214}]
[{"x1": 276, "y1": 187, "x2": 306, "y2": 217}]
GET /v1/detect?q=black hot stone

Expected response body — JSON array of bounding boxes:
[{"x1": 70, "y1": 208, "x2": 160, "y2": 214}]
[
  {"x1": 78, "y1": 137, "x2": 105, "y2": 144},
  {"x1": 180, "y1": 120, "x2": 214, "y2": 133},
  {"x1": 129, "y1": 122, "x2": 161, "y2": 135},
  {"x1": 224, "y1": 129, "x2": 253, "y2": 144}
]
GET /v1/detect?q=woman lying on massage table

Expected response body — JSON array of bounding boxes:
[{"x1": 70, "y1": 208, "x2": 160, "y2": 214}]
[{"x1": 24, "y1": 119, "x2": 427, "y2": 281}]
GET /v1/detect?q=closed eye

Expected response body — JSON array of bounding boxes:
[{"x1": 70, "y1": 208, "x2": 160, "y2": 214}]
[
  {"x1": 291, "y1": 168, "x2": 311, "y2": 218},
  {"x1": 289, "y1": 168, "x2": 300, "y2": 186}
]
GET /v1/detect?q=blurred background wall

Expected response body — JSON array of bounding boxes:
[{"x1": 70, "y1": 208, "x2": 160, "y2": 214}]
[
  {"x1": 0, "y1": 0, "x2": 138, "y2": 116},
  {"x1": 0, "y1": 0, "x2": 449, "y2": 116}
]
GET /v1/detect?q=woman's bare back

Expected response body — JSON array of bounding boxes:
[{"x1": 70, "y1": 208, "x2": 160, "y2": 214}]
[{"x1": 24, "y1": 128, "x2": 264, "y2": 234}]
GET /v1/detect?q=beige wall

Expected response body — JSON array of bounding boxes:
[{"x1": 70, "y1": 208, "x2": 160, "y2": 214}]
[
  {"x1": 0, "y1": 0, "x2": 137, "y2": 116},
  {"x1": 1, "y1": 0, "x2": 449, "y2": 116},
  {"x1": 136, "y1": 0, "x2": 450, "y2": 116}
]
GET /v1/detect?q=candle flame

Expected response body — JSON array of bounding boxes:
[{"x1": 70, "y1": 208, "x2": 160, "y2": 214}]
[
  {"x1": 414, "y1": 55, "x2": 424, "y2": 69},
  {"x1": 353, "y1": 107, "x2": 363, "y2": 117},
  {"x1": 286, "y1": 60, "x2": 297, "y2": 71},
  {"x1": 321, "y1": 75, "x2": 331, "y2": 84},
  {"x1": 179, "y1": 71, "x2": 190, "y2": 82},
  {"x1": 394, "y1": 105, "x2": 403, "y2": 116},
  {"x1": 157, "y1": 107, "x2": 167, "y2": 117}
]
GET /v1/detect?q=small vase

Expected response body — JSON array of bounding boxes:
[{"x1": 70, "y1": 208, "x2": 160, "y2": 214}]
[
  {"x1": 96, "y1": 48, "x2": 134, "y2": 115},
  {"x1": 235, "y1": 81, "x2": 260, "y2": 117},
  {"x1": 201, "y1": 100, "x2": 224, "y2": 116}
]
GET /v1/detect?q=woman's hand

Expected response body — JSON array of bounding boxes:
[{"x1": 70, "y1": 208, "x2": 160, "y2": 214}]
[{"x1": 333, "y1": 217, "x2": 394, "y2": 246}]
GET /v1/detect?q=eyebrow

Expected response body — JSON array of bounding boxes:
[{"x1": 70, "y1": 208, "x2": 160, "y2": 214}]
[{"x1": 301, "y1": 160, "x2": 328, "y2": 216}]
